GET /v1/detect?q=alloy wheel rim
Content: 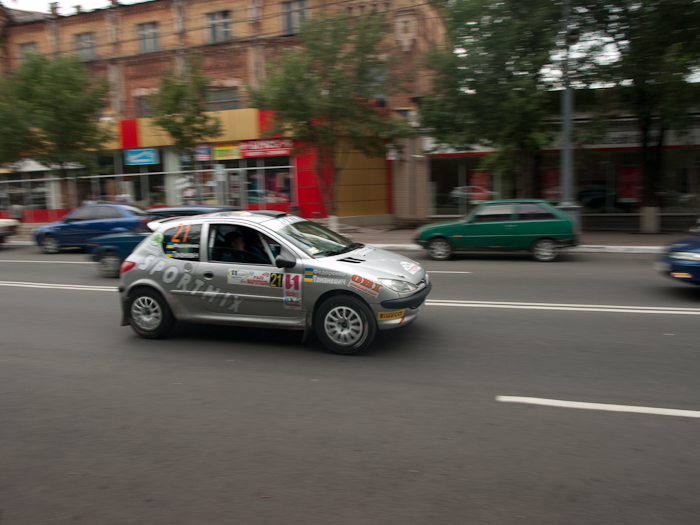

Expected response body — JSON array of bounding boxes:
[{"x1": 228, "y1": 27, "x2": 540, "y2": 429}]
[
  {"x1": 43, "y1": 236, "x2": 59, "y2": 253},
  {"x1": 430, "y1": 241, "x2": 450, "y2": 259},
  {"x1": 535, "y1": 241, "x2": 556, "y2": 260},
  {"x1": 131, "y1": 296, "x2": 162, "y2": 331},
  {"x1": 100, "y1": 255, "x2": 121, "y2": 276},
  {"x1": 324, "y1": 306, "x2": 364, "y2": 346}
]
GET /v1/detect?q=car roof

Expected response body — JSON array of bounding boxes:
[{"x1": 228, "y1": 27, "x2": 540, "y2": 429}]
[{"x1": 154, "y1": 210, "x2": 290, "y2": 225}]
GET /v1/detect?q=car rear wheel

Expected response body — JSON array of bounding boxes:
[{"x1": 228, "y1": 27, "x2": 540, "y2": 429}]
[
  {"x1": 315, "y1": 295, "x2": 376, "y2": 355},
  {"x1": 98, "y1": 251, "x2": 122, "y2": 278},
  {"x1": 532, "y1": 238, "x2": 559, "y2": 262},
  {"x1": 127, "y1": 288, "x2": 175, "y2": 339},
  {"x1": 40, "y1": 234, "x2": 60, "y2": 254},
  {"x1": 428, "y1": 237, "x2": 453, "y2": 261}
]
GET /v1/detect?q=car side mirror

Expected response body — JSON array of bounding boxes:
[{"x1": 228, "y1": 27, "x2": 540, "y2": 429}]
[{"x1": 275, "y1": 255, "x2": 296, "y2": 269}]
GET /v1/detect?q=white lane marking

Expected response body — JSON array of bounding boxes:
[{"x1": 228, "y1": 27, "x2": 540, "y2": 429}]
[
  {"x1": 0, "y1": 259, "x2": 93, "y2": 265},
  {"x1": 497, "y1": 396, "x2": 700, "y2": 419},
  {"x1": 426, "y1": 271, "x2": 472, "y2": 274},
  {"x1": 0, "y1": 280, "x2": 116, "y2": 292},
  {"x1": 427, "y1": 299, "x2": 700, "y2": 315}
]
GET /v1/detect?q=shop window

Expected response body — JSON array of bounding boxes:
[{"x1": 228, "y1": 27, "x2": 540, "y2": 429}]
[
  {"x1": 206, "y1": 88, "x2": 240, "y2": 111},
  {"x1": 162, "y1": 223, "x2": 202, "y2": 261},
  {"x1": 206, "y1": 11, "x2": 232, "y2": 44},
  {"x1": 282, "y1": 0, "x2": 306, "y2": 35},
  {"x1": 136, "y1": 96, "x2": 151, "y2": 118},
  {"x1": 75, "y1": 32, "x2": 97, "y2": 61},
  {"x1": 137, "y1": 22, "x2": 159, "y2": 54}
]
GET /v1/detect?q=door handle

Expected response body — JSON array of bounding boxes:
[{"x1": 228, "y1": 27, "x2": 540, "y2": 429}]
[{"x1": 203, "y1": 271, "x2": 214, "y2": 279}]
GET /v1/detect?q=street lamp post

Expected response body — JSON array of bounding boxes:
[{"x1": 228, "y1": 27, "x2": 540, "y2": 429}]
[{"x1": 558, "y1": 0, "x2": 581, "y2": 226}]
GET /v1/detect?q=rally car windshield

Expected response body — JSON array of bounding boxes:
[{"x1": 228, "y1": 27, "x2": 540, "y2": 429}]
[{"x1": 271, "y1": 217, "x2": 361, "y2": 258}]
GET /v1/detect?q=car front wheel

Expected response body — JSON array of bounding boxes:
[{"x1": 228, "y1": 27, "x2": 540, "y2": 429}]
[
  {"x1": 315, "y1": 295, "x2": 377, "y2": 355},
  {"x1": 532, "y1": 238, "x2": 559, "y2": 262},
  {"x1": 127, "y1": 288, "x2": 175, "y2": 339},
  {"x1": 428, "y1": 237, "x2": 453, "y2": 260},
  {"x1": 98, "y1": 251, "x2": 122, "y2": 278},
  {"x1": 40, "y1": 234, "x2": 60, "y2": 254}
]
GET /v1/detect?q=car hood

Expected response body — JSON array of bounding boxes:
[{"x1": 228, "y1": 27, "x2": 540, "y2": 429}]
[
  {"x1": 419, "y1": 219, "x2": 461, "y2": 233},
  {"x1": 668, "y1": 236, "x2": 700, "y2": 252},
  {"x1": 327, "y1": 245, "x2": 426, "y2": 284}
]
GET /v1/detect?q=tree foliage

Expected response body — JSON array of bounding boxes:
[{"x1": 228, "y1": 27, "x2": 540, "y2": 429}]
[
  {"x1": 420, "y1": 0, "x2": 563, "y2": 197},
  {"x1": 150, "y1": 56, "x2": 222, "y2": 154},
  {"x1": 579, "y1": 0, "x2": 700, "y2": 206},
  {"x1": 248, "y1": 11, "x2": 410, "y2": 216},
  {"x1": 0, "y1": 53, "x2": 111, "y2": 170}
]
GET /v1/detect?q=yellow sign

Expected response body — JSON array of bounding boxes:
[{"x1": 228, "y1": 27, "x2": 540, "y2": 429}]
[
  {"x1": 377, "y1": 310, "x2": 405, "y2": 321},
  {"x1": 213, "y1": 143, "x2": 240, "y2": 160}
]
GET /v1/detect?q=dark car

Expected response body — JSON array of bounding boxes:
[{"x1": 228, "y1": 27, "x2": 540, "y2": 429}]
[
  {"x1": 35, "y1": 204, "x2": 152, "y2": 254},
  {"x1": 413, "y1": 199, "x2": 578, "y2": 262},
  {"x1": 87, "y1": 205, "x2": 240, "y2": 277},
  {"x1": 655, "y1": 228, "x2": 700, "y2": 286},
  {"x1": 145, "y1": 205, "x2": 239, "y2": 219}
]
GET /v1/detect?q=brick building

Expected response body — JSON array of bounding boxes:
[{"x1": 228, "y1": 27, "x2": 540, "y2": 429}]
[{"x1": 0, "y1": 0, "x2": 445, "y2": 225}]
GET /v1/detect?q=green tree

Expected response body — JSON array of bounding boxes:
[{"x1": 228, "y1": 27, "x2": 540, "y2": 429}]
[
  {"x1": 0, "y1": 53, "x2": 111, "y2": 181},
  {"x1": 580, "y1": 0, "x2": 700, "y2": 211},
  {"x1": 420, "y1": 0, "x2": 563, "y2": 198},
  {"x1": 248, "y1": 12, "x2": 410, "y2": 220},
  {"x1": 149, "y1": 56, "x2": 222, "y2": 155}
]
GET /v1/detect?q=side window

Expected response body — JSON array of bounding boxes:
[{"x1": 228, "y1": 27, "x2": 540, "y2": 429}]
[
  {"x1": 517, "y1": 203, "x2": 556, "y2": 221},
  {"x1": 69, "y1": 207, "x2": 98, "y2": 220},
  {"x1": 208, "y1": 224, "x2": 274, "y2": 265},
  {"x1": 93, "y1": 206, "x2": 122, "y2": 219},
  {"x1": 471, "y1": 204, "x2": 513, "y2": 223},
  {"x1": 162, "y1": 223, "x2": 202, "y2": 261}
]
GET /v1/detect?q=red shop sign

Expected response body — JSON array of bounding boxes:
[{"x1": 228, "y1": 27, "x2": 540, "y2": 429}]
[{"x1": 240, "y1": 139, "x2": 293, "y2": 158}]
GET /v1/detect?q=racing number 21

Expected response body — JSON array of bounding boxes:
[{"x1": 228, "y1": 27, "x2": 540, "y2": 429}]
[{"x1": 171, "y1": 224, "x2": 191, "y2": 243}]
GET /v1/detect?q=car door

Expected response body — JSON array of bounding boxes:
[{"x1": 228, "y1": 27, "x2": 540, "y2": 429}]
[
  {"x1": 193, "y1": 222, "x2": 304, "y2": 320},
  {"x1": 59, "y1": 206, "x2": 99, "y2": 245},
  {"x1": 456, "y1": 203, "x2": 516, "y2": 249}
]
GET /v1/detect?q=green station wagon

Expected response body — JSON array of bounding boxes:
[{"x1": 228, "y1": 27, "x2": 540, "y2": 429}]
[{"x1": 413, "y1": 199, "x2": 578, "y2": 262}]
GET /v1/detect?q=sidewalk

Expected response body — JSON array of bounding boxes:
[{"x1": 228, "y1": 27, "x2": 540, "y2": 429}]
[{"x1": 8, "y1": 222, "x2": 691, "y2": 254}]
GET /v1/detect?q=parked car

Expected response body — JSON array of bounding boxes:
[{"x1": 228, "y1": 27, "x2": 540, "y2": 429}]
[
  {"x1": 0, "y1": 218, "x2": 20, "y2": 244},
  {"x1": 655, "y1": 226, "x2": 700, "y2": 286},
  {"x1": 87, "y1": 206, "x2": 240, "y2": 277},
  {"x1": 34, "y1": 204, "x2": 152, "y2": 254},
  {"x1": 448, "y1": 186, "x2": 498, "y2": 205},
  {"x1": 413, "y1": 199, "x2": 578, "y2": 261},
  {"x1": 119, "y1": 211, "x2": 431, "y2": 354}
]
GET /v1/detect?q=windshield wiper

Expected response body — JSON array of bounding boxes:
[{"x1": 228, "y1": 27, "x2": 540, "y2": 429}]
[{"x1": 323, "y1": 242, "x2": 365, "y2": 256}]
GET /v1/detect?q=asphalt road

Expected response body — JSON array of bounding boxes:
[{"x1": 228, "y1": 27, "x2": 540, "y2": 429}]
[{"x1": 1, "y1": 244, "x2": 699, "y2": 524}]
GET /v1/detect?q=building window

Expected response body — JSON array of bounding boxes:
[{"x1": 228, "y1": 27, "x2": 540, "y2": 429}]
[
  {"x1": 206, "y1": 11, "x2": 232, "y2": 43},
  {"x1": 135, "y1": 96, "x2": 151, "y2": 118},
  {"x1": 137, "y1": 22, "x2": 159, "y2": 54},
  {"x1": 248, "y1": 0, "x2": 262, "y2": 22},
  {"x1": 75, "y1": 32, "x2": 97, "y2": 61},
  {"x1": 206, "y1": 88, "x2": 240, "y2": 111},
  {"x1": 18, "y1": 42, "x2": 38, "y2": 63},
  {"x1": 282, "y1": 0, "x2": 306, "y2": 35}
]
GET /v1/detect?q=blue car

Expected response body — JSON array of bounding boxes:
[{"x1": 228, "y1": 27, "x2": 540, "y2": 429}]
[
  {"x1": 35, "y1": 204, "x2": 151, "y2": 254},
  {"x1": 656, "y1": 232, "x2": 700, "y2": 286},
  {"x1": 86, "y1": 205, "x2": 239, "y2": 277}
]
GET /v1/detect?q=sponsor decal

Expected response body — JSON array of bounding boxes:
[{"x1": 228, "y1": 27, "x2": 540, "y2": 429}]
[
  {"x1": 284, "y1": 273, "x2": 302, "y2": 309},
  {"x1": 277, "y1": 215, "x2": 305, "y2": 226},
  {"x1": 401, "y1": 261, "x2": 421, "y2": 275},
  {"x1": 378, "y1": 310, "x2": 405, "y2": 321},
  {"x1": 227, "y1": 270, "x2": 271, "y2": 286},
  {"x1": 314, "y1": 277, "x2": 346, "y2": 285},
  {"x1": 270, "y1": 273, "x2": 283, "y2": 288},
  {"x1": 135, "y1": 256, "x2": 244, "y2": 312},
  {"x1": 311, "y1": 269, "x2": 345, "y2": 277},
  {"x1": 149, "y1": 232, "x2": 164, "y2": 246},
  {"x1": 355, "y1": 246, "x2": 375, "y2": 256},
  {"x1": 304, "y1": 268, "x2": 347, "y2": 284},
  {"x1": 348, "y1": 274, "x2": 382, "y2": 297},
  {"x1": 304, "y1": 268, "x2": 314, "y2": 283}
]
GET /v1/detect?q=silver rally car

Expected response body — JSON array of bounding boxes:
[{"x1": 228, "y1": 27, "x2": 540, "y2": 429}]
[{"x1": 118, "y1": 211, "x2": 432, "y2": 354}]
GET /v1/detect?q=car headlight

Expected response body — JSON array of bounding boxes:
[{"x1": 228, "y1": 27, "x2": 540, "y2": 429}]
[
  {"x1": 669, "y1": 251, "x2": 700, "y2": 261},
  {"x1": 378, "y1": 279, "x2": 418, "y2": 293}
]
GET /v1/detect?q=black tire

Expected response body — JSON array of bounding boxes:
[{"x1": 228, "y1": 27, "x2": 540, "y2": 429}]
[
  {"x1": 97, "y1": 251, "x2": 122, "y2": 278},
  {"x1": 427, "y1": 237, "x2": 453, "y2": 261},
  {"x1": 127, "y1": 288, "x2": 175, "y2": 339},
  {"x1": 531, "y1": 238, "x2": 559, "y2": 262},
  {"x1": 314, "y1": 295, "x2": 377, "y2": 355},
  {"x1": 40, "y1": 234, "x2": 60, "y2": 254}
]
